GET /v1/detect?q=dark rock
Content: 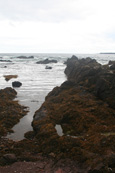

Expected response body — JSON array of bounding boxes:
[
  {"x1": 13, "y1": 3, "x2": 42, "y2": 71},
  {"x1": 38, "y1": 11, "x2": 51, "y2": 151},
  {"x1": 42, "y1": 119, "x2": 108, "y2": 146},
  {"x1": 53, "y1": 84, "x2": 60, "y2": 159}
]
[
  {"x1": 45, "y1": 66, "x2": 52, "y2": 69},
  {"x1": 109, "y1": 60, "x2": 115, "y2": 65},
  {"x1": 108, "y1": 154, "x2": 115, "y2": 168},
  {"x1": 110, "y1": 64, "x2": 115, "y2": 70},
  {"x1": 33, "y1": 107, "x2": 47, "y2": 121},
  {"x1": 64, "y1": 55, "x2": 115, "y2": 108},
  {"x1": 12, "y1": 81, "x2": 22, "y2": 87},
  {"x1": 17, "y1": 56, "x2": 34, "y2": 59},
  {"x1": 36, "y1": 59, "x2": 57, "y2": 64},
  {"x1": 0, "y1": 60, "x2": 12, "y2": 62},
  {"x1": 65, "y1": 55, "x2": 101, "y2": 83},
  {"x1": 3, "y1": 154, "x2": 17, "y2": 164},
  {"x1": 24, "y1": 131, "x2": 35, "y2": 140}
]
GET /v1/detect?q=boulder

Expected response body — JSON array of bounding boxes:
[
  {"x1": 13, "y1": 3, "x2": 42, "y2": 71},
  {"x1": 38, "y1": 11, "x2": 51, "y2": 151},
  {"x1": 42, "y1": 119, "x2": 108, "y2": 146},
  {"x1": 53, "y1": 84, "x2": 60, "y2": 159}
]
[
  {"x1": 12, "y1": 81, "x2": 22, "y2": 87},
  {"x1": 36, "y1": 59, "x2": 57, "y2": 64}
]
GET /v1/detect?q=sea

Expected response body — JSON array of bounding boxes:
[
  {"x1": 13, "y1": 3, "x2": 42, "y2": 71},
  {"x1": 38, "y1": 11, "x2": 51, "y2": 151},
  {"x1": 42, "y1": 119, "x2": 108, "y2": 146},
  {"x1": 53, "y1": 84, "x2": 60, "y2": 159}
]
[{"x1": 0, "y1": 53, "x2": 115, "y2": 141}]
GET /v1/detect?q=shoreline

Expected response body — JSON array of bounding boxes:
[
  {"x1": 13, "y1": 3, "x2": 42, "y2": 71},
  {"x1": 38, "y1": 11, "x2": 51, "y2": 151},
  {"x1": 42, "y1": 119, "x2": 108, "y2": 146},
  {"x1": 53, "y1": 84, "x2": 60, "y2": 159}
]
[{"x1": 0, "y1": 56, "x2": 115, "y2": 172}]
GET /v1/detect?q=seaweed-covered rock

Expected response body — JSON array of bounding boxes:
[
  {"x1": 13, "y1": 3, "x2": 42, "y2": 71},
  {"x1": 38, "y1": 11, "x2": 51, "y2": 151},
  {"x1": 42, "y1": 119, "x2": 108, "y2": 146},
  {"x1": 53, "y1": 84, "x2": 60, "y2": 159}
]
[
  {"x1": 4, "y1": 75, "x2": 18, "y2": 81},
  {"x1": 0, "y1": 87, "x2": 17, "y2": 100},
  {"x1": 0, "y1": 87, "x2": 27, "y2": 137},
  {"x1": 32, "y1": 56, "x2": 115, "y2": 171}
]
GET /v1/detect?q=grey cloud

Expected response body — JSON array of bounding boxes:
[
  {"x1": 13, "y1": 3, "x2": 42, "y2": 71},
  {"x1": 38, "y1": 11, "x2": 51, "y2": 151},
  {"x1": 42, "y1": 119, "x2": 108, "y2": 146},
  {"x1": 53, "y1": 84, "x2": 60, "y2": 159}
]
[{"x1": 0, "y1": 0, "x2": 91, "y2": 22}]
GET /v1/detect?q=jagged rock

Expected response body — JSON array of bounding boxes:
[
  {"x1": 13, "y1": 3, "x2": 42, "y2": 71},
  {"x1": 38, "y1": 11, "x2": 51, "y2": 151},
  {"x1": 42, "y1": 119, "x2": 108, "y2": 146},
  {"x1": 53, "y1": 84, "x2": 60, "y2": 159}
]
[
  {"x1": 65, "y1": 55, "x2": 115, "y2": 108},
  {"x1": 12, "y1": 81, "x2": 22, "y2": 87},
  {"x1": 36, "y1": 59, "x2": 57, "y2": 64}
]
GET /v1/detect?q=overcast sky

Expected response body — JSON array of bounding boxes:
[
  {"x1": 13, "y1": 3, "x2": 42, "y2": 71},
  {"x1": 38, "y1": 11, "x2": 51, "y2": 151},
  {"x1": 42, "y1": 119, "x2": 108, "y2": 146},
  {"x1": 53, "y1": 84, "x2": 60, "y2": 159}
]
[{"x1": 0, "y1": 0, "x2": 115, "y2": 53}]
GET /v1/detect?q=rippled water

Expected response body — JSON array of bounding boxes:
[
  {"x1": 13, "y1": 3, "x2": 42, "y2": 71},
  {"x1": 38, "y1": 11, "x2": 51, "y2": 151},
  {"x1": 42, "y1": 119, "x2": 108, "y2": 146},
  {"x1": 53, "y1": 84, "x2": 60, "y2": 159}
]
[{"x1": 0, "y1": 53, "x2": 115, "y2": 141}]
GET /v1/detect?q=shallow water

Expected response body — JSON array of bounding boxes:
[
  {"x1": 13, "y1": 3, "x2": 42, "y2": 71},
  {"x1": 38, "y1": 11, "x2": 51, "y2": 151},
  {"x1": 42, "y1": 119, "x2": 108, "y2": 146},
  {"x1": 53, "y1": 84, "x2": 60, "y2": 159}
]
[{"x1": 0, "y1": 58, "x2": 66, "y2": 140}]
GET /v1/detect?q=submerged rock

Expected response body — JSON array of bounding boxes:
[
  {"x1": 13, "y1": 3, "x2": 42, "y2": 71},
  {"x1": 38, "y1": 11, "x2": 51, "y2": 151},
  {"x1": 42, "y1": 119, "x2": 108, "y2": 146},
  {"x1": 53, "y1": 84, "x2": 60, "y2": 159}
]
[
  {"x1": 45, "y1": 66, "x2": 52, "y2": 69},
  {"x1": 36, "y1": 58, "x2": 57, "y2": 64},
  {"x1": 12, "y1": 81, "x2": 22, "y2": 87}
]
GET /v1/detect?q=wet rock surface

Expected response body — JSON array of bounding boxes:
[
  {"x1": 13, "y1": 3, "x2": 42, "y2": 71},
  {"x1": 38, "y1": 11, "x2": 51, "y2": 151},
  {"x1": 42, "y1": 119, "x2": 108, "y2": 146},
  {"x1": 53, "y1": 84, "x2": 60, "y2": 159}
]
[{"x1": 12, "y1": 81, "x2": 22, "y2": 87}]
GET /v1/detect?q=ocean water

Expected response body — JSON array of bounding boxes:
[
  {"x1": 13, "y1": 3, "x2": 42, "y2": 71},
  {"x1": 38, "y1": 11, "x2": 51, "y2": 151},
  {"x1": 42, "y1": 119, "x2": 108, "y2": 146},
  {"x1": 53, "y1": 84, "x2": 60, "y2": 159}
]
[{"x1": 0, "y1": 53, "x2": 115, "y2": 141}]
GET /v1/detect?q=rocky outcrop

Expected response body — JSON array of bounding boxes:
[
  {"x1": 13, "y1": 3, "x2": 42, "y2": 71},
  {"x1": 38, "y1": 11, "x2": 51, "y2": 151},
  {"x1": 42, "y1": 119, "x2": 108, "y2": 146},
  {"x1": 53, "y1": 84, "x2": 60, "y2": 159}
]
[
  {"x1": 32, "y1": 56, "x2": 115, "y2": 172},
  {"x1": 36, "y1": 58, "x2": 57, "y2": 64},
  {"x1": 0, "y1": 87, "x2": 27, "y2": 137},
  {"x1": 12, "y1": 81, "x2": 22, "y2": 87},
  {"x1": 65, "y1": 55, "x2": 115, "y2": 109}
]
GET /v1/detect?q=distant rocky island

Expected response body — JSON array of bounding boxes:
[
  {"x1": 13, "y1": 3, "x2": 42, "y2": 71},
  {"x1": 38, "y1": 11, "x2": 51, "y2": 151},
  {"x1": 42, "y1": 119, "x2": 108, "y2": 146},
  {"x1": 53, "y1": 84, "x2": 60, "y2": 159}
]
[{"x1": 100, "y1": 52, "x2": 115, "y2": 54}]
